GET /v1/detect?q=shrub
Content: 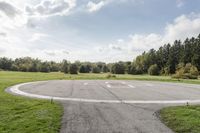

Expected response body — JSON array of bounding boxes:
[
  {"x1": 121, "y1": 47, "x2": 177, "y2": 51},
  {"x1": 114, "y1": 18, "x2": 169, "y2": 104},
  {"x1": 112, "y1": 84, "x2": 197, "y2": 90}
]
[
  {"x1": 92, "y1": 66, "x2": 101, "y2": 73},
  {"x1": 40, "y1": 62, "x2": 50, "y2": 73},
  {"x1": 190, "y1": 66, "x2": 199, "y2": 76},
  {"x1": 61, "y1": 60, "x2": 69, "y2": 74},
  {"x1": 172, "y1": 63, "x2": 199, "y2": 79},
  {"x1": 184, "y1": 63, "x2": 192, "y2": 73},
  {"x1": 106, "y1": 73, "x2": 116, "y2": 78},
  {"x1": 69, "y1": 64, "x2": 78, "y2": 74},
  {"x1": 148, "y1": 64, "x2": 160, "y2": 75},
  {"x1": 79, "y1": 65, "x2": 87, "y2": 73},
  {"x1": 102, "y1": 65, "x2": 109, "y2": 73},
  {"x1": 172, "y1": 68, "x2": 184, "y2": 79},
  {"x1": 111, "y1": 62, "x2": 125, "y2": 74}
]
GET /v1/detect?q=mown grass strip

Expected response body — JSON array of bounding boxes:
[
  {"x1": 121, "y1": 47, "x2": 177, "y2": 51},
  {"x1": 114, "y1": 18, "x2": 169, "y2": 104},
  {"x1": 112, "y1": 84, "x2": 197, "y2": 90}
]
[{"x1": 160, "y1": 106, "x2": 200, "y2": 133}]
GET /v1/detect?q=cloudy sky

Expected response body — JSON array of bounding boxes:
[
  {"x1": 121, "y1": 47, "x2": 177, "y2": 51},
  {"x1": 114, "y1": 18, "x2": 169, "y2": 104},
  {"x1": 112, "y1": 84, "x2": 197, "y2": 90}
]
[{"x1": 0, "y1": 0, "x2": 200, "y2": 62}]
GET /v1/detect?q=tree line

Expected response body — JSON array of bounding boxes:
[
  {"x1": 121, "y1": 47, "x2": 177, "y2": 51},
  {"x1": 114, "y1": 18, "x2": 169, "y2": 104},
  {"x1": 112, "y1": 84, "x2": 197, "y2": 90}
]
[
  {"x1": 128, "y1": 34, "x2": 200, "y2": 76},
  {"x1": 0, "y1": 34, "x2": 200, "y2": 76}
]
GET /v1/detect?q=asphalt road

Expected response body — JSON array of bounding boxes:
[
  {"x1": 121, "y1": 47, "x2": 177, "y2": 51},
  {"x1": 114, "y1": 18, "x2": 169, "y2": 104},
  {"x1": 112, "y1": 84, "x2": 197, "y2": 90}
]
[{"x1": 8, "y1": 80, "x2": 200, "y2": 133}]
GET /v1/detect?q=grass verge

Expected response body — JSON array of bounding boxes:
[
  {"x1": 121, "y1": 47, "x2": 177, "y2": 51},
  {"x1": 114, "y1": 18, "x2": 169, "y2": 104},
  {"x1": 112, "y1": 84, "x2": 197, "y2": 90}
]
[
  {"x1": 160, "y1": 105, "x2": 200, "y2": 133},
  {"x1": 0, "y1": 71, "x2": 64, "y2": 133}
]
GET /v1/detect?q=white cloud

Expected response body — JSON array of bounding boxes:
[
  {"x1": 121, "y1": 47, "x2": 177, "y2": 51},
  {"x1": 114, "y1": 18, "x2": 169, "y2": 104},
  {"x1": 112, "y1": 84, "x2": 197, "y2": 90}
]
[
  {"x1": 87, "y1": 1, "x2": 105, "y2": 12},
  {"x1": 100, "y1": 13, "x2": 200, "y2": 55},
  {"x1": 164, "y1": 13, "x2": 200, "y2": 42},
  {"x1": 86, "y1": 0, "x2": 143, "y2": 13},
  {"x1": 29, "y1": 33, "x2": 48, "y2": 42},
  {"x1": 0, "y1": 47, "x2": 6, "y2": 54},
  {"x1": 44, "y1": 50, "x2": 56, "y2": 56},
  {"x1": 0, "y1": 1, "x2": 27, "y2": 30},
  {"x1": 0, "y1": 1, "x2": 21, "y2": 18},
  {"x1": 44, "y1": 49, "x2": 70, "y2": 57},
  {"x1": 25, "y1": 0, "x2": 76, "y2": 17},
  {"x1": 128, "y1": 34, "x2": 162, "y2": 52},
  {"x1": 109, "y1": 44, "x2": 123, "y2": 51},
  {"x1": 0, "y1": 32, "x2": 6, "y2": 37}
]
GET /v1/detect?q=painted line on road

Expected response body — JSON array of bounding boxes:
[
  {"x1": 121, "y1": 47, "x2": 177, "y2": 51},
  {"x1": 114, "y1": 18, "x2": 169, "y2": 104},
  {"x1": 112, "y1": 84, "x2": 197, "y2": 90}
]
[
  {"x1": 107, "y1": 84, "x2": 111, "y2": 88},
  {"x1": 105, "y1": 82, "x2": 109, "y2": 84},
  {"x1": 128, "y1": 85, "x2": 135, "y2": 88},
  {"x1": 6, "y1": 81, "x2": 200, "y2": 104},
  {"x1": 84, "y1": 83, "x2": 88, "y2": 85},
  {"x1": 121, "y1": 82, "x2": 126, "y2": 84}
]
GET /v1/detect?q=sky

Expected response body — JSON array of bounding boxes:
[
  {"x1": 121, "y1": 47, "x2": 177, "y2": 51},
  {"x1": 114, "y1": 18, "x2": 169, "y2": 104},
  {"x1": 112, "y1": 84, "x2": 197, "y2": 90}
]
[{"x1": 0, "y1": 0, "x2": 200, "y2": 63}]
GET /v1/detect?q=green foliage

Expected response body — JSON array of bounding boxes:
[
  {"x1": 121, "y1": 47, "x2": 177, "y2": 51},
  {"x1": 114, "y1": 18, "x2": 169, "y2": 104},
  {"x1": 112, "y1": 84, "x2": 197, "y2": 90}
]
[
  {"x1": 102, "y1": 65, "x2": 109, "y2": 73},
  {"x1": 105, "y1": 73, "x2": 116, "y2": 78},
  {"x1": 69, "y1": 63, "x2": 78, "y2": 74},
  {"x1": 0, "y1": 57, "x2": 12, "y2": 70},
  {"x1": 111, "y1": 62, "x2": 125, "y2": 74},
  {"x1": 61, "y1": 60, "x2": 69, "y2": 74},
  {"x1": 148, "y1": 64, "x2": 160, "y2": 75},
  {"x1": 40, "y1": 62, "x2": 50, "y2": 73},
  {"x1": 172, "y1": 63, "x2": 199, "y2": 79},
  {"x1": 190, "y1": 66, "x2": 199, "y2": 76},
  {"x1": 92, "y1": 66, "x2": 101, "y2": 73},
  {"x1": 79, "y1": 65, "x2": 86, "y2": 73},
  {"x1": 133, "y1": 34, "x2": 200, "y2": 76},
  {"x1": 79, "y1": 65, "x2": 90, "y2": 73}
]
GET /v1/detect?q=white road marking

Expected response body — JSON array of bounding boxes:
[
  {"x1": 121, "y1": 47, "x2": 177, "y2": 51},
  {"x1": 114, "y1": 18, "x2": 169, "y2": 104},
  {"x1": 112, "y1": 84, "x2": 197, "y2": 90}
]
[
  {"x1": 107, "y1": 84, "x2": 111, "y2": 88},
  {"x1": 121, "y1": 82, "x2": 126, "y2": 84},
  {"x1": 6, "y1": 81, "x2": 200, "y2": 104},
  {"x1": 105, "y1": 82, "x2": 109, "y2": 84},
  {"x1": 84, "y1": 83, "x2": 88, "y2": 85},
  {"x1": 128, "y1": 85, "x2": 135, "y2": 88}
]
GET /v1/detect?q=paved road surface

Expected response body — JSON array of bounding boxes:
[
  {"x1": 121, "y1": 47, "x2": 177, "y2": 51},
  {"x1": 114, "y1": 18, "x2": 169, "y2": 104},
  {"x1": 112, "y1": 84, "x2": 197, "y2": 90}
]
[{"x1": 7, "y1": 80, "x2": 200, "y2": 133}]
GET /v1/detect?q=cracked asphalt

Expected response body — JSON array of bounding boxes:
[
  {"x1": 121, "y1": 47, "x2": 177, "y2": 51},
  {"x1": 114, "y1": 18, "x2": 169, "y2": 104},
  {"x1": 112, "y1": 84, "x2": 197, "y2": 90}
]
[{"x1": 16, "y1": 80, "x2": 200, "y2": 133}]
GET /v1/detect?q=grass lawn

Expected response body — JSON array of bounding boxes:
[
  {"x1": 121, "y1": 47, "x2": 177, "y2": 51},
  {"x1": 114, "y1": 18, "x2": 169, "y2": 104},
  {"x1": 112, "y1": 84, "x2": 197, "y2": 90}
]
[
  {"x1": 0, "y1": 71, "x2": 200, "y2": 133},
  {"x1": 160, "y1": 106, "x2": 200, "y2": 133},
  {"x1": 0, "y1": 71, "x2": 65, "y2": 133}
]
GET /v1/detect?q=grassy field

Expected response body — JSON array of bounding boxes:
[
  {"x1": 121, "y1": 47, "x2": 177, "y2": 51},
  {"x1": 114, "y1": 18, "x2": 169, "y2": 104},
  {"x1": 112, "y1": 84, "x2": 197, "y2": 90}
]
[
  {"x1": 0, "y1": 71, "x2": 65, "y2": 133},
  {"x1": 0, "y1": 71, "x2": 200, "y2": 133},
  {"x1": 160, "y1": 106, "x2": 200, "y2": 133}
]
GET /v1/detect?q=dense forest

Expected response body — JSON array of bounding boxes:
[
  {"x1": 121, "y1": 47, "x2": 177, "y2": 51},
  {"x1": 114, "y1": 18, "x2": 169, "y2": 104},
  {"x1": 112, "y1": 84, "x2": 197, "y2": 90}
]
[{"x1": 0, "y1": 34, "x2": 200, "y2": 78}]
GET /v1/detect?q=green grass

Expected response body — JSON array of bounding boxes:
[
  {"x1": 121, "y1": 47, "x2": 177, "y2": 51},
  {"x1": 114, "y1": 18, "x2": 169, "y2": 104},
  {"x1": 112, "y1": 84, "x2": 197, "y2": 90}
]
[
  {"x1": 0, "y1": 71, "x2": 64, "y2": 133},
  {"x1": 0, "y1": 71, "x2": 200, "y2": 133},
  {"x1": 160, "y1": 106, "x2": 200, "y2": 133}
]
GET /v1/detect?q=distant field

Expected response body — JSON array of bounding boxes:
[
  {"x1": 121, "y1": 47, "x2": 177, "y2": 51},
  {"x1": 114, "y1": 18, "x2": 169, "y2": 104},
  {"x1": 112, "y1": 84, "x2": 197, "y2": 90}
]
[
  {"x1": 2, "y1": 71, "x2": 199, "y2": 84},
  {"x1": 0, "y1": 71, "x2": 200, "y2": 133}
]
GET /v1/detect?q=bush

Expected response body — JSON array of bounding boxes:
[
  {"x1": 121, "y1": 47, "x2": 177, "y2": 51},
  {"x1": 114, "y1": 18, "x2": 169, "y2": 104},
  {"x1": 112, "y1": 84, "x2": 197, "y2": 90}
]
[
  {"x1": 40, "y1": 62, "x2": 50, "y2": 73},
  {"x1": 128, "y1": 65, "x2": 136, "y2": 74},
  {"x1": 148, "y1": 64, "x2": 160, "y2": 75},
  {"x1": 190, "y1": 66, "x2": 199, "y2": 76},
  {"x1": 184, "y1": 63, "x2": 192, "y2": 73},
  {"x1": 61, "y1": 60, "x2": 69, "y2": 74},
  {"x1": 106, "y1": 73, "x2": 116, "y2": 78},
  {"x1": 92, "y1": 66, "x2": 101, "y2": 73},
  {"x1": 102, "y1": 65, "x2": 109, "y2": 73},
  {"x1": 79, "y1": 65, "x2": 87, "y2": 73},
  {"x1": 111, "y1": 62, "x2": 125, "y2": 74},
  {"x1": 172, "y1": 63, "x2": 199, "y2": 79},
  {"x1": 69, "y1": 64, "x2": 78, "y2": 74},
  {"x1": 172, "y1": 68, "x2": 184, "y2": 79}
]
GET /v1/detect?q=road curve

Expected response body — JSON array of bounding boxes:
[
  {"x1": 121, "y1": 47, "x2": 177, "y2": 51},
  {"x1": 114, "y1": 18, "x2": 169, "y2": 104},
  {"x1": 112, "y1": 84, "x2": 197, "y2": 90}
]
[{"x1": 6, "y1": 80, "x2": 200, "y2": 133}]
